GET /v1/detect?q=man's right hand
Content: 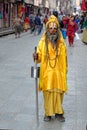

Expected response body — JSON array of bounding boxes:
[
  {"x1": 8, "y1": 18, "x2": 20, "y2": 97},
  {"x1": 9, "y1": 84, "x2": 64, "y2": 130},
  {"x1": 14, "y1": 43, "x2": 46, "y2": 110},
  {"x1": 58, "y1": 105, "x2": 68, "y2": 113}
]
[{"x1": 33, "y1": 52, "x2": 38, "y2": 61}]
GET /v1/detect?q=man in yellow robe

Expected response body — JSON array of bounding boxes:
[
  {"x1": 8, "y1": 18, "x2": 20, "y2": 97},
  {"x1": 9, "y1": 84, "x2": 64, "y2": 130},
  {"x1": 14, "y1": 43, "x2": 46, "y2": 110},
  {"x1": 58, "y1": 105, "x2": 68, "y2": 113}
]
[{"x1": 33, "y1": 15, "x2": 68, "y2": 122}]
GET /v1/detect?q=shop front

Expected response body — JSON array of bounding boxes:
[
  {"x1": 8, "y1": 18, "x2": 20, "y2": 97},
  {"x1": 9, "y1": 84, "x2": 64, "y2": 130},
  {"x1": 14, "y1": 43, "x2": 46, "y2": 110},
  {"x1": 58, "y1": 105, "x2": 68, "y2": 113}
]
[
  {"x1": 25, "y1": 0, "x2": 34, "y2": 16},
  {"x1": 34, "y1": 0, "x2": 39, "y2": 15},
  {"x1": 15, "y1": 0, "x2": 24, "y2": 18},
  {"x1": 0, "y1": 0, "x2": 3, "y2": 28},
  {"x1": 0, "y1": 0, "x2": 10, "y2": 28},
  {"x1": 8, "y1": 0, "x2": 17, "y2": 28},
  {"x1": 10, "y1": 0, "x2": 17, "y2": 23},
  {"x1": 44, "y1": 0, "x2": 49, "y2": 15},
  {"x1": 34, "y1": 0, "x2": 44, "y2": 15},
  {"x1": 0, "y1": 0, "x2": 17, "y2": 29}
]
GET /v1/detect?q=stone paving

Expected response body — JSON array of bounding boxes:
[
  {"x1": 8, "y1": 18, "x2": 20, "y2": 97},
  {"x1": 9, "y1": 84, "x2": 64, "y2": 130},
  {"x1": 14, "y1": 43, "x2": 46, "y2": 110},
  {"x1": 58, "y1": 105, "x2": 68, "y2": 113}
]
[{"x1": 0, "y1": 31, "x2": 87, "y2": 130}]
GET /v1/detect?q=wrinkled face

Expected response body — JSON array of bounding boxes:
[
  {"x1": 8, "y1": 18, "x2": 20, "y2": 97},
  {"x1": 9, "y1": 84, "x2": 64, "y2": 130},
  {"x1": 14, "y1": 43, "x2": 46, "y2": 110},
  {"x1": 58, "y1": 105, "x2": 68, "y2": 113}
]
[{"x1": 47, "y1": 22, "x2": 59, "y2": 43}]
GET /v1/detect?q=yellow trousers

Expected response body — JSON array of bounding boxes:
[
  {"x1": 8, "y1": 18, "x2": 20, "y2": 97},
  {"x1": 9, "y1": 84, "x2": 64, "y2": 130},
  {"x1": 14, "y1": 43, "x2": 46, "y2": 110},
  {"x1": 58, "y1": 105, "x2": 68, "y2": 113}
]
[{"x1": 43, "y1": 91, "x2": 64, "y2": 116}]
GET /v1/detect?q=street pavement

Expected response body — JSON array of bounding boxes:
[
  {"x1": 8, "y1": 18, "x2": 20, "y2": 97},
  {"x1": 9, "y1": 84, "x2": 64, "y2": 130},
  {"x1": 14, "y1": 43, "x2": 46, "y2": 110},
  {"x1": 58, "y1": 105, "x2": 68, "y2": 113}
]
[{"x1": 0, "y1": 30, "x2": 87, "y2": 130}]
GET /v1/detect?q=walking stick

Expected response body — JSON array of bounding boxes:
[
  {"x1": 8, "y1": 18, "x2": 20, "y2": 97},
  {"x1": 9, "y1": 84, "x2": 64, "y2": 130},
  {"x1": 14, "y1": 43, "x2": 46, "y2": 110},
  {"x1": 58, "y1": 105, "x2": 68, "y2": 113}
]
[{"x1": 31, "y1": 47, "x2": 39, "y2": 129}]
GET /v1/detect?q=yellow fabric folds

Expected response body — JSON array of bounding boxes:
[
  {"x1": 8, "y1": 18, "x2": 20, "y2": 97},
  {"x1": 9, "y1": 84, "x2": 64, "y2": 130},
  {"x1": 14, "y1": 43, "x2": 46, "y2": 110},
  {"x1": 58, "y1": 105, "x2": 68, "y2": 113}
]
[
  {"x1": 43, "y1": 91, "x2": 64, "y2": 116},
  {"x1": 37, "y1": 33, "x2": 68, "y2": 93}
]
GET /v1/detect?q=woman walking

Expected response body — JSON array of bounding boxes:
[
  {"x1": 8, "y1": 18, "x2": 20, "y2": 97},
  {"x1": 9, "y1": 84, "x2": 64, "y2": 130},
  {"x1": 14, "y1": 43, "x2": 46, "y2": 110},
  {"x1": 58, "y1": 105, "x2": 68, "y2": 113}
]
[{"x1": 67, "y1": 15, "x2": 78, "y2": 46}]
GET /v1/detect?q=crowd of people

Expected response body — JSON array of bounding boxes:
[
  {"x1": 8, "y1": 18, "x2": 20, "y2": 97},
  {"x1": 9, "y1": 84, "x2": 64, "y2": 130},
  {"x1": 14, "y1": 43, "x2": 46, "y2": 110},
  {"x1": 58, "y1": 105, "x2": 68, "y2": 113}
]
[
  {"x1": 60, "y1": 13, "x2": 87, "y2": 45},
  {"x1": 12, "y1": 13, "x2": 48, "y2": 38},
  {"x1": 12, "y1": 11, "x2": 87, "y2": 45}
]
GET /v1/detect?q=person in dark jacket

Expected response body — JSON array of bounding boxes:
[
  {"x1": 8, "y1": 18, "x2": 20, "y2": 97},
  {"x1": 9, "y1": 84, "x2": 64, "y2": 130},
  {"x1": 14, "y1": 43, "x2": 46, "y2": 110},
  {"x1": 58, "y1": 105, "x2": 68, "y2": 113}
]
[
  {"x1": 34, "y1": 14, "x2": 41, "y2": 35},
  {"x1": 53, "y1": 11, "x2": 61, "y2": 25}
]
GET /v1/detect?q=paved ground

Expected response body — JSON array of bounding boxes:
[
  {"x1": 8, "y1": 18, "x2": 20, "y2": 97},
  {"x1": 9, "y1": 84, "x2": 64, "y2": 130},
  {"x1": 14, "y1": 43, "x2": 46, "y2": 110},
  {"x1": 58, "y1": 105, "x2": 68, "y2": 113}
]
[{"x1": 0, "y1": 30, "x2": 87, "y2": 130}]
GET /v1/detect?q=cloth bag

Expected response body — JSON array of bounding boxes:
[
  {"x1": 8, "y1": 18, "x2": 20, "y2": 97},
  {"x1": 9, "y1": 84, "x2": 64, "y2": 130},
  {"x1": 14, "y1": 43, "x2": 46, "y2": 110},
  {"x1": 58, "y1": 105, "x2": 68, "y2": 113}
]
[
  {"x1": 61, "y1": 29, "x2": 67, "y2": 39},
  {"x1": 81, "y1": 28, "x2": 87, "y2": 44},
  {"x1": 75, "y1": 32, "x2": 80, "y2": 40}
]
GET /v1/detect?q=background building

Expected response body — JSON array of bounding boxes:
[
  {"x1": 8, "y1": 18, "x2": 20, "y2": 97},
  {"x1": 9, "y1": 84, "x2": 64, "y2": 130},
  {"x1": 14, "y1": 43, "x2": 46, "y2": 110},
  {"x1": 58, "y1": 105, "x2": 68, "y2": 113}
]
[{"x1": 0, "y1": 0, "x2": 82, "y2": 30}]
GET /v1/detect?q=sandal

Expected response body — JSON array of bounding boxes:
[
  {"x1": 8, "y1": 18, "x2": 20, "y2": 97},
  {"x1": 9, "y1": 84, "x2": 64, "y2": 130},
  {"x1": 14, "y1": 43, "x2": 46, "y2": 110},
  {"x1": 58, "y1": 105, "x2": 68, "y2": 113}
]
[
  {"x1": 55, "y1": 114, "x2": 65, "y2": 122},
  {"x1": 44, "y1": 115, "x2": 51, "y2": 122}
]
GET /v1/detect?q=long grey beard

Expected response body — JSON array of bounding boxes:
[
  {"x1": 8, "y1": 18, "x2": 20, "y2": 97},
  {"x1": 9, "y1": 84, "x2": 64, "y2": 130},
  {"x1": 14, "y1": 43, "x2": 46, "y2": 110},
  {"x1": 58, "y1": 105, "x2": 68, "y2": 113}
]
[{"x1": 47, "y1": 31, "x2": 58, "y2": 44}]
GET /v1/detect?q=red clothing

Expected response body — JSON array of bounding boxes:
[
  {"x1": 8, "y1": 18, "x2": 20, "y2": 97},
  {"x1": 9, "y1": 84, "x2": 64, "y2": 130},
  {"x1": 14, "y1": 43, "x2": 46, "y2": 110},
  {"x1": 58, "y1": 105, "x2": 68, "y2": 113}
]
[
  {"x1": 24, "y1": 17, "x2": 30, "y2": 31},
  {"x1": 62, "y1": 17, "x2": 69, "y2": 28},
  {"x1": 43, "y1": 17, "x2": 48, "y2": 24},
  {"x1": 67, "y1": 20, "x2": 77, "y2": 36},
  {"x1": 25, "y1": 17, "x2": 30, "y2": 24},
  {"x1": 67, "y1": 20, "x2": 77, "y2": 45},
  {"x1": 81, "y1": 0, "x2": 87, "y2": 11}
]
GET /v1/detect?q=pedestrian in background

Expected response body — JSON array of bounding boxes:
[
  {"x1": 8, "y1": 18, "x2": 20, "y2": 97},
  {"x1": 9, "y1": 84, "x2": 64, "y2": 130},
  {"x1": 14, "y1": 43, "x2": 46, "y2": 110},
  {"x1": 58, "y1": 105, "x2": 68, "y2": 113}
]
[
  {"x1": 24, "y1": 15, "x2": 30, "y2": 32},
  {"x1": 43, "y1": 15, "x2": 48, "y2": 25},
  {"x1": 67, "y1": 15, "x2": 78, "y2": 46},
  {"x1": 39, "y1": 14, "x2": 44, "y2": 34},
  {"x1": 53, "y1": 11, "x2": 68, "y2": 40},
  {"x1": 60, "y1": 15, "x2": 69, "y2": 39},
  {"x1": 33, "y1": 15, "x2": 68, "y2": 122},
  {"x1": 29, "y1": 12, "x2": 35, "y2": 34},
  {"x1": 13, "y1": 15, "x2": 23, "y2": 38},
  {"x1": 34, "y1": 14, "x2": 41, "y2": 35}
]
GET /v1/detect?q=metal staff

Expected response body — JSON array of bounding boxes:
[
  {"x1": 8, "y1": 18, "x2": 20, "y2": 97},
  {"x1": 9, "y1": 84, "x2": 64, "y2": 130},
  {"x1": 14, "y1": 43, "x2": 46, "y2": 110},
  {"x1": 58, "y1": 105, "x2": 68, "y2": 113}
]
[
  {"x1": 31, "y1": 47, "x2": 39, "y2": 129},
  {"x1": 34, "y1": 47, "x2": 39, "y2": 129}
]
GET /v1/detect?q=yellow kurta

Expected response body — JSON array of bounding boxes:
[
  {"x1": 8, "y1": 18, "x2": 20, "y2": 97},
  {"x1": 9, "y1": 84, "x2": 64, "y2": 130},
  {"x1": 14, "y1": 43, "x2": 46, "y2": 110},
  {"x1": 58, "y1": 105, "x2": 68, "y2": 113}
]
[{"x1": 37, "y1": 33, "x2": 68, "y2": 93}]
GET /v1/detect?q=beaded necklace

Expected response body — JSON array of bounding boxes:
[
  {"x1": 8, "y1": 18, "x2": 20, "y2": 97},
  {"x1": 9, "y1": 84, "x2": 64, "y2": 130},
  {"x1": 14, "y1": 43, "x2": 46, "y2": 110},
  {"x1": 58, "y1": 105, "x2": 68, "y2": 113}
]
[{"x1": 45, "y1": 38, "x2": 58, "y2": 68}]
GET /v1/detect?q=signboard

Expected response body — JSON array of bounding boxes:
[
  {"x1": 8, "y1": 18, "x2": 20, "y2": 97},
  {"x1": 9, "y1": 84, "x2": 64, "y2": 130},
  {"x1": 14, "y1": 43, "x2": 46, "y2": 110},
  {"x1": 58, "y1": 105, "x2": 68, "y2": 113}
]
[
  {"x1": 25, "y1": 0, "x2": 29, "y2": 3},
  {"x1": 45, "y1": 0, "x2": 49, "y2": 8},
  {"x1": 16, "y1": 0, "x2": 22, "y2": 2},
  {"x1": 34, "y1": 0, "x2": 39, "y2": 6},
  {"x1": 25, "y1": 0, "x2": 34, "y2": 4},
  {"x1": 11, "y1": 0, "x2": 15, "y2": 2}
]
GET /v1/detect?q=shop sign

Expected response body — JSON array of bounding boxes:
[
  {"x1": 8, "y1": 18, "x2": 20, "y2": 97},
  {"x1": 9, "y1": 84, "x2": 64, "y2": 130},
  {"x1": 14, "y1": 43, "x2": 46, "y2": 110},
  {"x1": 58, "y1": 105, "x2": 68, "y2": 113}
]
[
  {"x1": 25, "y1": 0, "x2": 29, "y2": 3},
  {"x1": 76, "y1": 0, "x2": 80, "y2": 6},
  {"x1": 5, "y1": 0, "x2": 15, "y2": 2},
  {"x1": 16, "y1": 0, "x2": 22, "y2": 2},
  {"x1": 25, "y1": 0, "x2": 33, "y2": 4},
  {"x1": 39, "y1": 0, "x2": 42, "y2": 5},
  {"x1": 4, "y1": 0, "x2": 8, "y2": 2},
  {"x1": 45, "y1": 0, "x2": 49, "y2": 8},
  {"x1": 10, "y1": 0, "x2": 15, "y2": 2},
  {"x1": 34, "y1": 0, "x2": 39, "y2": 6}
]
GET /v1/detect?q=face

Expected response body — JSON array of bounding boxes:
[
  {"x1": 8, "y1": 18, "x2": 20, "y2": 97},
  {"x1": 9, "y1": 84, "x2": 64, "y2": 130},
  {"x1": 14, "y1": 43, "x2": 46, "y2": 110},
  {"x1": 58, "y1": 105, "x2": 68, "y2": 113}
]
[
  {"x1": 47, "y1": 22, "x2": 58, "y2": 43},
  {"x1": 48, "y1": 22, "x2": 58, "y2": 34},
  {"x1": 70, "y1": 16, "x2": 74, "y2": 21}
]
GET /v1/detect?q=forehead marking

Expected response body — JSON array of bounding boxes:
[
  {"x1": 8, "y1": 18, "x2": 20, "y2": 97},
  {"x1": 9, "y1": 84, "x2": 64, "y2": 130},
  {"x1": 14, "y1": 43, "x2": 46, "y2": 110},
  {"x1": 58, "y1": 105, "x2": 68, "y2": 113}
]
[{"x1": 49, "y1": 22, "x2": 57, "y2": 28}]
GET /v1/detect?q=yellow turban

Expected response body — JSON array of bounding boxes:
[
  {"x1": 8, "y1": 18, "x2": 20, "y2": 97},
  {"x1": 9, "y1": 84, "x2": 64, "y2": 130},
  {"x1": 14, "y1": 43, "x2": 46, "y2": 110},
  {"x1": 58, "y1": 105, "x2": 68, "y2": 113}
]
[{"x1": 46, "y1": 15, "x2": 60, "y2": 28}]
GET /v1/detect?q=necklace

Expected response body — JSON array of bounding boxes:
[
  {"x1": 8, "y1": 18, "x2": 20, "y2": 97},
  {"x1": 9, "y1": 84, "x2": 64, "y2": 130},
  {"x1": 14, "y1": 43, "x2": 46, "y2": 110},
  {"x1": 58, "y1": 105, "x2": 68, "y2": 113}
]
[{"x1": 46, "y1": 39, "x2": 58, "y2": 68}]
